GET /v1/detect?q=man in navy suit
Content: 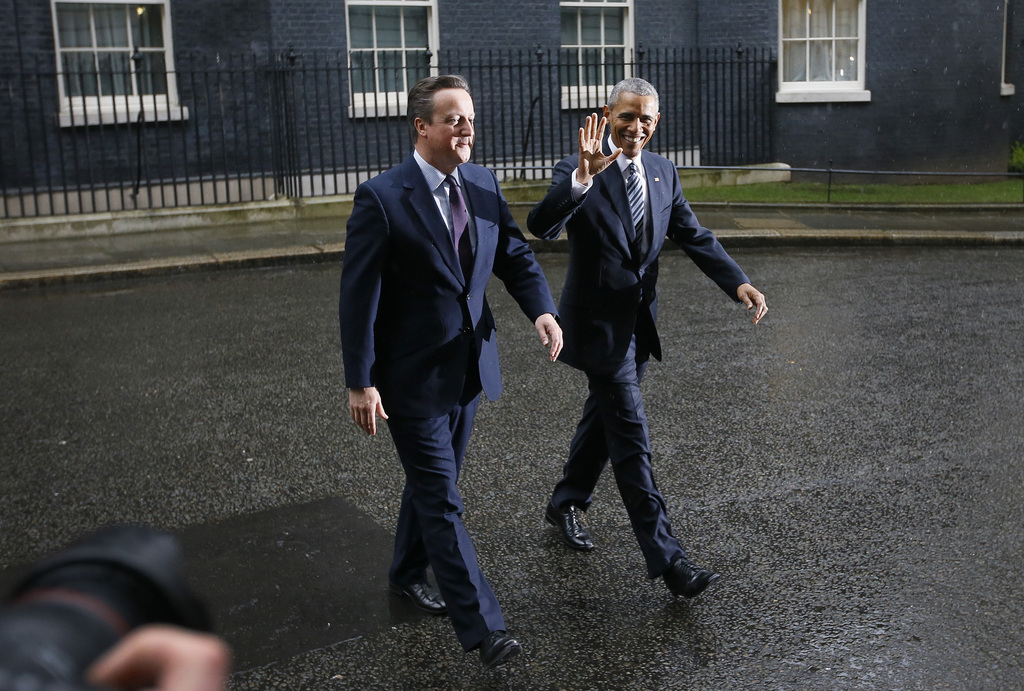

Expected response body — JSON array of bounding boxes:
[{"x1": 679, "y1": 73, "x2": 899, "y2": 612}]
[
  {"x1": 339, "y1": 75, "x2": 561, "y2": 668},
  {"x1": 529, "y1": 78, "x2": 767, "y2": 598}
]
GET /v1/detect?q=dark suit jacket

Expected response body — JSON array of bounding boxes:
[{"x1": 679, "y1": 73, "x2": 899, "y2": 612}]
[
  {"x1": 527, "y1": 149, "x2": 749, "y2": 374},
  {"x1": 340, "y1": 155, "x2": 557, "y2": 418}
]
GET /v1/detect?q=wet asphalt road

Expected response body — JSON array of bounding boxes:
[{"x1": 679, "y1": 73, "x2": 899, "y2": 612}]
[{"x1": 1, "y1": 246, "x2": 1022, "y2": 689}]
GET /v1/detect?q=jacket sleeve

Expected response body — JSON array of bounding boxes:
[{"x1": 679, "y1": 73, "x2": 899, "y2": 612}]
[
  {"x1": 526, "y1": 156, "x2": 582, "y2": 241},
  {"x1": 338, "y1": 181, "x2": 388, "y2": 388}
]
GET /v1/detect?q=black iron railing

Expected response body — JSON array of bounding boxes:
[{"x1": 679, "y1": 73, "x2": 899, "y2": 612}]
[{"x1": 0, "y1": 47, "x2": 776, "y2": 218}]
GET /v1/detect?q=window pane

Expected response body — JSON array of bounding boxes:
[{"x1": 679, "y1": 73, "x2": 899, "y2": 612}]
[
  {"x1": 350, "y1": 51, "x2": 373, "y2": 92},
  {"x1": 97, "y1": 52, "x2": 131, "y2": 96},
  {"x1": 375, "y1": 7, "x2": 402, "y2": 49},
  {"x1": 782, "y1": 0, "x2": 807, "y2": 39},
  {"x1": 379, "y1": 50, "x2": 403, "y2": 91},
  {"x1": 808, "y1": 0, "x2": 830, "y2": 39},
  {"x1": 407, "y1": 50, "x2": 429, "y2": 85},
  {"x1": 835, "y1": 39, "x2": 858, "y2": 80},
  {"x1": 835, "y1": 0, "x2": 857, "y2": 37},
  {"x1": 580, "y1": 8, "x2": 602, "y2": 45},
  {"x1": 605, "y1": 48, "x2": 624, "y2": 82},
  {"x1": 404, "y1": 7, "x2": 428, "y2": 48},
  {"x1": 581, "y1": 47, "x2": 601, "y2": 85},
  {"x1": 405, "y1": 47, "x2": 429, "y2": 75},
  {"x1": 560, "y1": 48, "x2": 579, "y2": 86},
  {"x1": 347, "y1": 3, "x2": 438, "y2": 98},
  {"x1": 57, "y1": 5, "x2": 94, "y2": 48},
  {"x1": 62, "y1": 52, "x2": 98, "y2": 96},
  {"x1": 136, "y1": 51, "x2": 167, "y2": 94},
  {"x1": 808, "y1": 40, "x2": 832, "y2": 81},
  {"x1": 132, "y1": 5, "x2": 164, "y2": 48},
  {"x1": 560, "y1": 9, "x2": 578, "y2": 45},
  {"x1": 94, "y1": 6, "x2": 129, "y2": 48},
  {"x1": 349, "y1": 7, "x2": 373, "y2": 49},
  {"x1": 782, "y1": 41, "x2": 807, "y2": 81},
  {"x1": 604, "y1": 8, "x2": 624, "y2": 45}
]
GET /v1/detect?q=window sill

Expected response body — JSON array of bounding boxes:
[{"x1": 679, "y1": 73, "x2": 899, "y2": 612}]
[
  {"x1": 560, "y1": 88, "x2": 614, "y2": 111},
  {"x1": 775, "y1": 88, "x2": 871, "y2": 104},
  {"x1": 347, "y1": 105, "x2": 406, "y2": 120},
  {"x1": 58, "y1": 103, "x2": 189, "y2": 128},
  {"x1": 348, "y1": 93, "x2": 407, "y2": 120}
]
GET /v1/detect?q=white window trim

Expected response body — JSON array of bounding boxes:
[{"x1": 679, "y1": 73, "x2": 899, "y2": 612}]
[
  {"x1": 1002, "y1": 1, "x2": 1015, "y2": 96},
  {"x1": 559, "y1": 0, "x2": 633, "y2": 110},
  {"x1": 776, "y1": 0, "x2": 871, "y2": 104},
  {"x1": 345, "y1": 0, "x2": 439, "y2": 119},
  {"x1": 51, "y1": 0, "x2": 187, "y2": 127}
]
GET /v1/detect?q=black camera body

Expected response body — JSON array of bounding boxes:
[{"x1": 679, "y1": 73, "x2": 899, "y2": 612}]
[{"x1": 0, "y1": 526, "x2": 210, "y2": 691}]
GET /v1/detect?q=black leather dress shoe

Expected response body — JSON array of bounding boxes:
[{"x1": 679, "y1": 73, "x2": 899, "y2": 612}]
[
  {"x1": 477, "y1": 630, "x2": 522, "y2": 669},
  {"x1": 662, "y1": 556, "x2": 721, "y2": 598},
  {"x1": 388, "y1": 580, "x2": 447, "y2": 615},
  {"x1": 545, "y1": 502, "x2": 595, "y2": 551}
]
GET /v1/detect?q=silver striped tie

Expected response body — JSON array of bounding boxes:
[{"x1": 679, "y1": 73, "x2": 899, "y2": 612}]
[{"x1": 626, "y1": 162, "x2": 644, "y2": 235}]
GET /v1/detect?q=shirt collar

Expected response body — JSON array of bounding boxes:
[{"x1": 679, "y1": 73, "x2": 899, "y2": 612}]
[
  {"x1": 608, "y1": 136, "x2": 644, "y2": 177},
  {"x1": 414, "y1": 150, "x2": 459, "y2": 191}
]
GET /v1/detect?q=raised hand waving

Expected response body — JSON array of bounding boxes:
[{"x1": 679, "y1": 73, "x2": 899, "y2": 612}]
[{"x1": 576, "y1": 113, "x2": 621, "y2": 185}]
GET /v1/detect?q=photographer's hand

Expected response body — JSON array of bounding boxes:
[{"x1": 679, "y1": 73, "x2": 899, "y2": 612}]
[{"x1": 86, "y1": 625, "x2": 231, "y2": 691}]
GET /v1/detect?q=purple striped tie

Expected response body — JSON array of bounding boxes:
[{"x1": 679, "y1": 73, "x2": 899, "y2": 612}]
[{"x1": 446, "y1": 175, "x2": 472, "y2": 277}]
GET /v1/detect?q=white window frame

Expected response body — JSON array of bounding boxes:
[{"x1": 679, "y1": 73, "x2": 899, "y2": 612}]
[
  {"x1": 51, "y1": 0, "x2": 187, "y2": 127},
  {"x1": 559, "y1": 0, "x2": 633, "y2": 110},
  {"x1": 1002, "y1": 1, "x2": 1015, "y2": 96},
  {"x1": 345, "y1": 0, "x2": 438, "y2": 119},
  {"x1": 776, "y1": 0, "x2": 871, "y2": 103}
]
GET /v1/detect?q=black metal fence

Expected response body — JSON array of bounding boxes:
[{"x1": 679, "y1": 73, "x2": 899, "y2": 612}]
[{"x1": 0, "y1": 47, "x2": 775, "y2": 218}]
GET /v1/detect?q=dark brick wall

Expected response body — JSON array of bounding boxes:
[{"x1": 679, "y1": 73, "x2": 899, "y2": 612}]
[
  {"x1": 690, "y1": 0, "x2": 776, "y2": 48},
  {"x1": 636, "y1": 0, "x2": 698, "y2": 48},
  {"x1": 775, "y1": 2, "x2": 1013, "y2": 172},
  {"x1": 266, "y1": 0, "x2": 345, "y2": 53},
  {"x1": 441, "y1": 0, "x2": 557, "y2": 51},
  {"x1": 4, "y1": 0, "x2": 1021, "y2": 199},
  {"x1": 2, "y1": 0, "x2": 57, "y2": 66},
  {"x1": 1006, "y1": 3, "x2": 1024, "y2": 150},
  {"x1": 170, "y1": 0, "x2": 273, "y2": 55}
]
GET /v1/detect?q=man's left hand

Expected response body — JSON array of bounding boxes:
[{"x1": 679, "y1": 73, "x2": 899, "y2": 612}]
[
  {"x1": 737, "y1": 283, "x2": 768, "y2": 324},
  {"x1": 534, "y1": 313, "x2": 563, "y2": 361}
]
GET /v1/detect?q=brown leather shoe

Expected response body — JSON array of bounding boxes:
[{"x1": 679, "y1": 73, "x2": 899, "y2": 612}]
[
  {"x1": 545, "y1": 502, "x2": 595, "y2": 551},
  {"x1": 388, "y1": 580, "x2": 447, "y2": 615}
]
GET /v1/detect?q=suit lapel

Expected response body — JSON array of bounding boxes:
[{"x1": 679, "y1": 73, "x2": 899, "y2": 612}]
[
  {"x1": 596, "y1": 167, "x2": 635, "y2": 256},
  {"x1": 457, "y1": 166, "x2": 484, "y2": 283},
  {"x1": 643, "y1": 156, "x2": 671, "y2": 260},
  {"x1": 401, "y1": 156, "x2": 464, "y2": 282},
  {"x1": 462, "y1": 164, "x2": 506, "y2": 285},
  {"x1": 599, "y1": 142, "x2": 636, "y2": 247}
]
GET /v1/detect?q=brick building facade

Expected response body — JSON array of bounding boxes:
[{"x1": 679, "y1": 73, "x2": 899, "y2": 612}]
[{"x1": 1, "y1": 0, "x2": 1019, "y2": 216}]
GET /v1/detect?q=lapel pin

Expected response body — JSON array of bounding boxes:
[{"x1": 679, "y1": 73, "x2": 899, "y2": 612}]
[{"x1": 654, "y1": 177, "x2": 660, "y2": 182}]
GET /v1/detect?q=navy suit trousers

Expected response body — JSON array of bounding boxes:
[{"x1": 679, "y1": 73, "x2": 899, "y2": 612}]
[
  {"x1": 386, "y1": 392, "x2": 505, "y2": 651},
  {"x1": 550, "y1": 335, "x2": 686, "y2": 578}
]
